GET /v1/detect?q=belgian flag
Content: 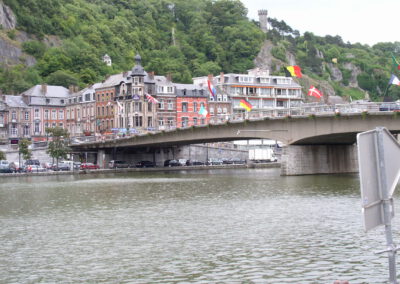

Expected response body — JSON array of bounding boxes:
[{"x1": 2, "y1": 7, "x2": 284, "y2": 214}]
[{"x1": 285, "y1": 65, "x2": 302, "y2": 78}]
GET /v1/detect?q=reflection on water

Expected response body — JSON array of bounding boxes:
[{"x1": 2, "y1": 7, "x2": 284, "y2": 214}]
[{"x1": 0, "y1": 169, "x2": 397, "y2": 283}]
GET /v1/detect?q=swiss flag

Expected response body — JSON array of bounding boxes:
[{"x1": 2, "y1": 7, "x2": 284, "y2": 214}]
[{"x1": 308, "y1": 85, "x2": 323, "y2": 99}]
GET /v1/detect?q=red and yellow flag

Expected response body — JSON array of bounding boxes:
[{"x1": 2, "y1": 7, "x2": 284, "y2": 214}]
[
  {"x1": 285, "y1": 65, "x2": 303, "y2": 78},
  {"x1": 240, "y1": 99, "x2": 253, "y2": 111}
]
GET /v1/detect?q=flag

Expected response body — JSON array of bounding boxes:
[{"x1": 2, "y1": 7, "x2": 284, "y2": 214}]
[
  {"x1": 106, "y1": 101, "x2": 112, "y2": 106},
  {"x1": 116, "y1": 100, "x2": 123, "y2": 113},
  {"x1": 285, "y1": 65, "x2": 302, "y2": 78},
  {"x1": 198, "y1": 105, "x2": 208, "y2": 117},
  {"x1": 389, "y1": 74, "x2": 400, "y2": 86},
  {"x1": 392, "y1": 54, "x2": 400, "y2": 71},
  {"x1": 308, "y1": 85, "x2": 323, "y2": 99},
  {"x1": 332, "y1": 58, "x2": 338, "y2": 64},
  {"x1": 207, "y1": 80, "x2": 217, "y2": 100},
  {"x1": 240, "y1": 99, "x2": 253, "y2": 111},
  {"x1": 146, "y1": 93, "x2": 159, "y2": 104}
]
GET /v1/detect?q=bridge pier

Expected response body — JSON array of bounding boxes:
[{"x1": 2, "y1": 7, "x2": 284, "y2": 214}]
[
  {"x1": 97, "y1": 149, "x2": 108, "y2": 169},
  {"x1": 280, "y1": 144, "x2": 358, "y2": 176}
]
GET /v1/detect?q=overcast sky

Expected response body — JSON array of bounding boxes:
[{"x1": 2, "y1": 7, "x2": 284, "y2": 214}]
[{"x1": 241, "y1": 0, "x2": 399, "y2": 46}]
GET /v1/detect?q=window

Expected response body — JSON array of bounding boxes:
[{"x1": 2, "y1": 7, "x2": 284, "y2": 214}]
[
  {"x1": 159, "y1": 100, "x2": 164, "y2": 109},
  {"x1": 134, "y1": 102, "x2": 142, "y2": 112},
  {"x1": 44, "y1": 110, "x2": 49, "y2": 119},
  {"x1": 11, "y1": 111, "x2": 16, "y2": 120},
  {"x1": 61, "y1": 99, "x2": 65, "y2": 104},
  {"x1": 59, "y1": 123, "x2": 63, "y2": 128},
  {"x1": 34, "y1": 109, "x2": 39, "y2": 118},
  {"x1": 167, "y1": 117, "x2": 174, "y2": 127},
  {"x1": 46, "y1": 98, "x2": 50, "y2": 104},
  {"x1": 217, "y1": 95, "x2": 222, "y2": 101},
  {"x1": 23, "y1": 125, "x2": 29, "y2": 136},
  {"x1": 276, "y1": 78, "x2": 291, "y2": 84},
  {"x1": 66, "y1": 110, "x2": 70, "y2": 119},
  {"x1": 260, "y1": 77, "x2": 271, "y2": 84},
  {"x1": 210, "y1": 107, "x2": 214, "y2": 114},
  {"x1": 52, "y1": 110, "x2": 57, "y2": 119},
  {"x1": 148, "y1": 102, "x2": 152, "y2": 112},
  {"x1": 11, "y1": 124, "x2": 17, "y2": 136},
  {"x1": 167, "y1": 86, "x2": 173, "y2": 93},
  {"x1": 182, "y1": 102, "x2": 188, "y2": 112},
  {"x1": 0, "y1": 114, "x2": 3, "y2": 124},
  {"x1": 34, "y1": 122, "x2": 39, "y2": 133},
  {"x1": 134, "y1": 115, "x2": 142, "y2": 127},
  {"x1": 223, "y1": 95, "x2": 228, "y2": 101},
  {"x1": 147, "y1": 117, "x2": 152, "y2": 127},
  {"x1": 167, "y1": 100, "x2": 173, "y2": 110},
  {"x1": 223, "y1": 108, "x2": 227, "y2": 114},
  {"x1": 217, "y1": 107, "x2": 222, "y2": 114},
  {"x1": 201, "y1": 118, "x2": 205, "y2": 125},
  {"x1": 157, "y1": 86, "x2": 164, "y2": 93},
  {"x1": 59, "y1": 110, "x2": 64, "y2": 120},
  {"x1": 25, "y1": 111, "x2": 29, "y2": 121},
  {"x1": 239, "y1": 76, "x2": 253, "y2": 83},
  {"x1": 193, "y1": 102, "x2": 197, "y2": 112},
  {"x1": 158, "y1": 118, "x2": 164, "y2": 126},
  {"x1": 193, "y1": 117, "x2": 198, "y2": 125},
  {"x1": 181, "y1": 117, "x2": 189, "y2": 128}
]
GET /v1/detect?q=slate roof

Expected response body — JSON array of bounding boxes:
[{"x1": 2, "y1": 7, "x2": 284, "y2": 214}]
[
  {"x1": 22, "y1": 85, "x2": 70, "y2": 98},
  {"x1": 174, "y1": 83, "x2": 207, "y2": 97},
  {"x1": 4, "y1": 95, "x2": 29, "y2": 108}
]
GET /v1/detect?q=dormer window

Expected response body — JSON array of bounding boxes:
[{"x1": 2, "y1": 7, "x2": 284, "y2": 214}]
[
  {"x1": 61, "y1": 99, "x2": 65, "y2": 104},
  {"x1": 46, "y1": 98, "x2": 50, "y2": 104}
]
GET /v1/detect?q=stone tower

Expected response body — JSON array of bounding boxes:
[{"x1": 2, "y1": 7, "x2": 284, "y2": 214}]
[{"x1": 258, "y1": 10, "x2": 268, "y2": 33}]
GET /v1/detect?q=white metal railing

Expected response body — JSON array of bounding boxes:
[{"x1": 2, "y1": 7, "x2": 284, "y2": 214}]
[{"x1": 70, "y1": 102, "x2": 396, "y2": 144}]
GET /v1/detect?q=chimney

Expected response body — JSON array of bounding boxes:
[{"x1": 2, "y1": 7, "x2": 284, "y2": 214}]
[
  {"x1": 41, "y1": 84, "x2": 47, "y2": 94},
  {"x1": 219, "y1": 72, "x2": 224, "y2": 84},
  {"x1": 74, "y1": 85, "x2": 79, "y2": 93},
  {"x1": 69, "y1": 85, "x2": 74, "y2": 93},
  {"x1": 149, "y1": 71, "x2": 155, "y2": 80},
  {"x1": 123, "y1": 71, "x2": 128, "y2": 77},
  {"x1": 167, "y1": 73, "x2": 172, "y2": 82}
]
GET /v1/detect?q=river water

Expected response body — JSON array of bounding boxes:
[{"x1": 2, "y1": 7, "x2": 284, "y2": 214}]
[{"x1": 0, "y1": 168, "x2": 399, "y2": 283}]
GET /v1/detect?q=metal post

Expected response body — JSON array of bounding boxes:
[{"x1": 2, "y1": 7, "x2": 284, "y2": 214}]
[{"x1": 376, "y1": 127, "x2": 397, "y2": 283}]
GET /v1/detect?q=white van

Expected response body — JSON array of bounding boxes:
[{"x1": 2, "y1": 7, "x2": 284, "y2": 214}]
[
  {"x1": 60, "y1": 160, "x2": 74, "y2": 171},
  {"x1": 0, "y1": 160, "x2": 10, "y2": 169}
]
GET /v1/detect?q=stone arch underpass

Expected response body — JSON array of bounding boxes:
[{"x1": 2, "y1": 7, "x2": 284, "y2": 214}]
[{"x1": 72, "y1": 112, "x2": 400, "y2": 175}]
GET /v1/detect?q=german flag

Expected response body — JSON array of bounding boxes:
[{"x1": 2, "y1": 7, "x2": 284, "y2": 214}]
[
  {"x1": 240, "y1": 99, "x2": 252, "y2": 111},
  {"x1": 285, "y1": 65, "x2": 302, "y2": 78}
]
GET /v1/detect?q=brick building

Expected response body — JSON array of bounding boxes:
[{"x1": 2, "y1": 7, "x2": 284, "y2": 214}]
[{"x1": 175, "y1": 83, "x2": 209, "y2": 128}]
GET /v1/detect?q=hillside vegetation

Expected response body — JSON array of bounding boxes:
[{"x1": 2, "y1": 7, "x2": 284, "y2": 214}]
[{"x1": 0, "y1": 0, "x2": 400, "y2": 101}]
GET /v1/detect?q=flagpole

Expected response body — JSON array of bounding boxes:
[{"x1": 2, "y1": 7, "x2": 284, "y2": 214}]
[{"x1": 383, "y1": 83, "x2": 391, "y2": 99}]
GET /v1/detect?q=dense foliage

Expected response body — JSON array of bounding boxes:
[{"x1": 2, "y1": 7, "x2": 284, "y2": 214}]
[
  {"x1": 1, "y1": 0, "x2": 264, "y2": 93},
  {"x1": 267, "y1": 19, "x2": 400, "y2": 101},
  {"x1": 1, "y1": 0, "x2": 400, "y2": 101}
]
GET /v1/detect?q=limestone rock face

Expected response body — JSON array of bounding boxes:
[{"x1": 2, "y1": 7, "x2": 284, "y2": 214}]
[
  {"x1": 0, "y1": 1, "x2": 16, "y2": 30},
  {"x1": 343, "y1": 62, "x2": 361, "y2": 88},
  {"x1": 327, "y1": 63, "x2": 343, "y2": 82},
  {"x1": 0, "y1": 36, "x2": 36, "y2": 66}
]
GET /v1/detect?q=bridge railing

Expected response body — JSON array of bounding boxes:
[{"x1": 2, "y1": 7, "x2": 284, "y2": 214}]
[{"x1": 72, "y1": 102, "x2": 393, "y2": 144}]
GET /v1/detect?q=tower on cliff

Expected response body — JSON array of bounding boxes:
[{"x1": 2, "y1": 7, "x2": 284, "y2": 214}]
[{"x1": 258, "y1": 10, "x2": 268, "y2": 33}]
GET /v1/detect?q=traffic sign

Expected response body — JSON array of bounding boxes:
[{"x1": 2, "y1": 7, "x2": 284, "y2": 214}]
[{"x1": 357, "y1": 128, "x2": 400, "y2": 231}]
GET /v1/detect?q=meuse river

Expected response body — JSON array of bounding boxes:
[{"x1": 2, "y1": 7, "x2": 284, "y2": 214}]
[{"x1": 0, "y1": 168, "x2": 399, "y2": 283}]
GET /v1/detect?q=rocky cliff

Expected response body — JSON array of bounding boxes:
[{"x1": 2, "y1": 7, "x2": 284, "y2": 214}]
[{"x1": 0, "y1": 1, "x2": 15, "y2": 30}]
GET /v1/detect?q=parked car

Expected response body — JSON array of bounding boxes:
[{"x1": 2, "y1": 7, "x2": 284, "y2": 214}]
[
  {"x1": 73, "y1": 162, "x2": 82, "y2": 170},
  {"x1": 42, "y1": 162, "x2": 54, "y2": 170},
  {"x1": 135, "y1": 161, "x2": 155, "y2": 168},
  {"x1": 29, "y1": 165, "x2": 46, "y2": 172},
  {"x1": 53, "y1": 162, "x2": 71, "y2": 171},
  {"x1": 379, "y1": 102, "x2": 400, "y2": 111},
  {"x1": 207, "y1": 158, "x2": 223, "y2": 165},
  {"x1": 230, "y1": 158, "x2": 246, "y2": 164},
  {"x1": 177, "y1": 159, "x2": 188, "y2": 166},
  {"x1": 0, "y1": 160, "x2": 10, "y2": 169},
  {"x1": 80, "y1": 163, "x2": 100, "y2": 170},
  {"x1": 164, "y1": 159, "x2": 180, "y2": 167},
  {"x1": 108, "y1": 160, "x2": 129, "y2": 168},
  {"x1": 25, "y1": 159, "x2": 40, "y2": 166},
  {"x1": 188, "y1": 160, "x2": 205, "y2": 166},
  {"x1": 9, "y1": 162, "x2": 23, "y2": 173}
]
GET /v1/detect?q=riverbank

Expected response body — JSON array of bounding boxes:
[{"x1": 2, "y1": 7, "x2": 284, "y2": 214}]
[{"x1": 0, "y1": 162, "x2": 280, "y2": 178}]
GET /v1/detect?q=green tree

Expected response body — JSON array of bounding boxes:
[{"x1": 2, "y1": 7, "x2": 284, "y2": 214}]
[
  {"x1": 19, "y1": 139, "x2": 32, "y2": 161},
  {"x1": 0, "y1": 150, "x2": 6, "y2": 160},
  {"x1": 46, "y1": 70, "x2": 79, "y2": 88},
  {"x1": 46, "y1": 127, "x2": 70, "y2": 166}
]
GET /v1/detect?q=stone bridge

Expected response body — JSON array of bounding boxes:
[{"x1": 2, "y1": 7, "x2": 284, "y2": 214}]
[{"x1": 72, "y1": 112, "x2": 400, "y2": 175}]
